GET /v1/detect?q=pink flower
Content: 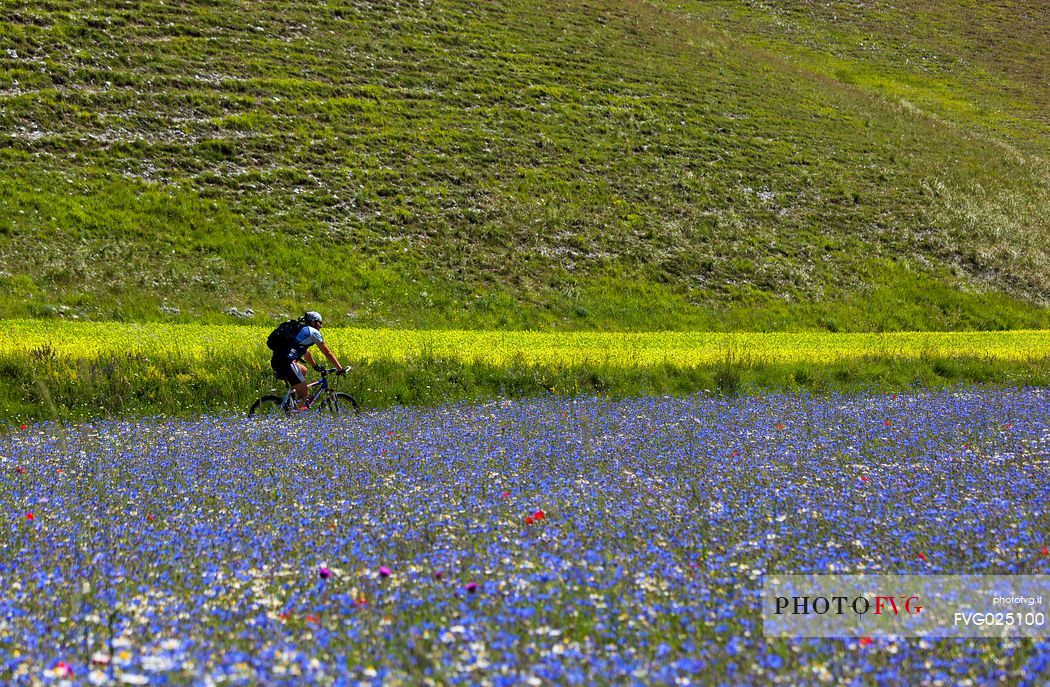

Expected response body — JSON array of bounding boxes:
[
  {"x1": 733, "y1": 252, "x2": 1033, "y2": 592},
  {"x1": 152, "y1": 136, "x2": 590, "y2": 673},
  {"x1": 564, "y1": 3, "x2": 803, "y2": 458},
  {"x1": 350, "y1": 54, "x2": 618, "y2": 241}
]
[
  {"x1": 378, "y1": 566, "x2": 392, "y2": 578},
  {"x1": 434, "y1": 570, "x2": 444, "y2": 580},
  {"x1": 319, "y1": 566, "x2": 332, "y2": 580},
  {"x1": 465, "y1": 582, "x2": 478, "y2": 593}
]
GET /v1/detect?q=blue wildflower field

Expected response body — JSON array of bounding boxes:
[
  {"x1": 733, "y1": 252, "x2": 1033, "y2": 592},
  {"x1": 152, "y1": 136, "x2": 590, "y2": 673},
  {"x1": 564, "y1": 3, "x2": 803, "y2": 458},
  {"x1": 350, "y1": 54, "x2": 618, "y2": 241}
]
[{"x1": 2, "y1": 389, "x2": 1048, "y2": 685}]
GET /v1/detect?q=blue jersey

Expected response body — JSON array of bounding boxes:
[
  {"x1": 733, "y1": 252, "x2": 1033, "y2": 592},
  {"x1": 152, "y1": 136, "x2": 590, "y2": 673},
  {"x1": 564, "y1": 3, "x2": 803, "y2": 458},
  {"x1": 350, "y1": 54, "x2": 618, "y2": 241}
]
[{"x1": 285, "y1": 325, "x2": 323, "y2": 361}]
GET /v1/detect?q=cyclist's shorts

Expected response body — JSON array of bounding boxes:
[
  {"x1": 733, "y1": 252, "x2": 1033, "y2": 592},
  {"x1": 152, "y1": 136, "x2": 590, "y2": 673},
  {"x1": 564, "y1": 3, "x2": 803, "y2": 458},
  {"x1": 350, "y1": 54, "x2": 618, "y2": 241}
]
[{"x1": 272, "y1": 358, "x2": 306, "y2": 386}]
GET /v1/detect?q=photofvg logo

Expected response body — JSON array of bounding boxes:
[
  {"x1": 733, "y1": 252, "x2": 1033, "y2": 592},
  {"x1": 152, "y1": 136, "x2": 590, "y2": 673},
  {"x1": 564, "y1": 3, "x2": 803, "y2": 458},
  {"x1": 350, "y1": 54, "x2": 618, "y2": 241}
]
[
  {"x1": 763, "y1": 575, "x2": 1049, "y2": 638},
  {"x1": 774, "y1": 594, "x2": 924, "y2": 617}
]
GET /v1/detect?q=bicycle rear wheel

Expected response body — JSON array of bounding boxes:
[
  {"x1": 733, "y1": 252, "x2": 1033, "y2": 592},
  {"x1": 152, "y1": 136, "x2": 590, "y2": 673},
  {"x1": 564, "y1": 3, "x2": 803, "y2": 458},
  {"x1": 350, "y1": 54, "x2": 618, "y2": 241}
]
[
  {"x1": 318, "y1": 391, "x2": 360, "y2": 416},
  {"x1": 249, "y1": 395, "x2": 289, "y2": 418}
]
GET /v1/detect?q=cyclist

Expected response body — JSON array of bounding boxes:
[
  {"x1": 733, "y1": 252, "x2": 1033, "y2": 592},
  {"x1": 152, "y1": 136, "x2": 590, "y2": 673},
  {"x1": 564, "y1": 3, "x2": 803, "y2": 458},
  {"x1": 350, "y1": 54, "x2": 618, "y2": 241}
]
[{"x1": 270, "y1": 311, "x2": 348, "y2": 410}]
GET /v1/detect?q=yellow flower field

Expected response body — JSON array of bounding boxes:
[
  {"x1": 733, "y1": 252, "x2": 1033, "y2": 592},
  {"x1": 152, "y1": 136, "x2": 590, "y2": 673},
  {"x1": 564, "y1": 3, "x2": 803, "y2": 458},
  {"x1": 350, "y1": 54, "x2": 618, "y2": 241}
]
[{"x1": 3, "y1": 320, "x2": 1047, "y2": 367}]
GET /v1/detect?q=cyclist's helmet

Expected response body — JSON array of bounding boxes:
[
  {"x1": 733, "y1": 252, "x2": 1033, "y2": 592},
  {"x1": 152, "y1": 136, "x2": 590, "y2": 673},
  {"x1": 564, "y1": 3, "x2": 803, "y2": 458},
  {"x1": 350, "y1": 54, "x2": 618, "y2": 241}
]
[{"x1": 303, "y1": 311, "x2": 323, "y2": 327}]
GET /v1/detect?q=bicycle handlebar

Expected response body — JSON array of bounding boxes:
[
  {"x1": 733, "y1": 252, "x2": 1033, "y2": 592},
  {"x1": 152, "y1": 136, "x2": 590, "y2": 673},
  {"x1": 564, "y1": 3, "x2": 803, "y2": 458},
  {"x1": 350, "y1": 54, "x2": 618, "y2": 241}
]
[{"x1": 317, "y1": 366, "x2": 351, "y2": 376}]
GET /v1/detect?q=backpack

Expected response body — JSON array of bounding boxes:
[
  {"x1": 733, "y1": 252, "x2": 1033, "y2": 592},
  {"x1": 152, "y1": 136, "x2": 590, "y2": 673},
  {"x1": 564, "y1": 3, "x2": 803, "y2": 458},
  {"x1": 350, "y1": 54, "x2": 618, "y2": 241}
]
[{"x1": 266, "y1": 319, "x2": 302, "y2": 352}]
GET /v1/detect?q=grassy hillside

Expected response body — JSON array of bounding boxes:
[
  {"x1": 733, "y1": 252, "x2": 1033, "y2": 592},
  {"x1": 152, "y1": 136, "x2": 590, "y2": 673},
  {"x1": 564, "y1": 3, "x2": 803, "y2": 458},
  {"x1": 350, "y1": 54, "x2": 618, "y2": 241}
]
[{"x1": 0, "y1": 0, "x2": 1047, "y2": 330}]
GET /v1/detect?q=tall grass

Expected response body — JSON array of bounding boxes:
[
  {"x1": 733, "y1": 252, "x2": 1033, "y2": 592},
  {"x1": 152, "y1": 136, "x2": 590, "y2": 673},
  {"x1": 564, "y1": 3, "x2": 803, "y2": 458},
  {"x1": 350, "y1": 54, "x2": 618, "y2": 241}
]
[{"x1": 4, "y1": 340, "x2": 1047, "y2": 423}]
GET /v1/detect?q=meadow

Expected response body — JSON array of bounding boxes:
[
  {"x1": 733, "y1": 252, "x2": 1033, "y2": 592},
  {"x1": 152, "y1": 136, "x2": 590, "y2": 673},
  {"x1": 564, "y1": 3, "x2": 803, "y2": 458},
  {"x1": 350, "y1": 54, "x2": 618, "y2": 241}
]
[
  {"x1": 2, "y1": 320, "x2": 1049, "y2": 422},
  {"x1": 1, "y1": 0, "x2": 1047, "y2": 330},
  {"x1": 2, "y1": 388, "x2": 1048, "y2": 685},
  {"x1": 1, "y1": 0, "x2": 1047, "y2": 684}
]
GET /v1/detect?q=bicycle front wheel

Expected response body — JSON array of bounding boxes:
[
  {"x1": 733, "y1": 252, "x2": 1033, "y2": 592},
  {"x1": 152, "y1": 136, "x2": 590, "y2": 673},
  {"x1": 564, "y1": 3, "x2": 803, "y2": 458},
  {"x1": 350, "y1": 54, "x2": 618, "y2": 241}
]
[
  {"x1": 249, "y1": 395, "x2": 289, "y2": 418},
  {"x1": 318, "y1": 391, "x2": 360, "y2": 416}
]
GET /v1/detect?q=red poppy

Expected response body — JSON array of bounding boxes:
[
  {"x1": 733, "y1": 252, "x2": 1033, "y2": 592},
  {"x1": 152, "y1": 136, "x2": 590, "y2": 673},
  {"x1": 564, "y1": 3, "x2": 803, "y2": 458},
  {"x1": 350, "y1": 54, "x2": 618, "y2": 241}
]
[
  {"x1": 20, "y1": 424, "x2": 26, "y2": 430},
  {"x1": 884, "y1": 420, "x2": 892, "y2": 427},
  {"x1": 306, "y1": 614, "x2": 319, "y2": 623},
  {"x1": 776, "y1": 423, "x2": 784, "y2": 430},
  {"x1": 501, "y1": 491, "x2": 510, "y2": 499},
  {"x1": 918, "y1": 553, "x2": 927, "y2": 562},
  {"x1": 1041, "y1": 547, "x2": 1048, "y2": 557},
  {"x1": 533, "y1": 509, "x2": 546, "y2": 520},
  {"x1": 25, "y1": 512, "x2": 34, "y2": 521},
  {"x1": 524, "y1": 515, "x2": 534, "y2": 525},
  {"x1": 860, "y1": 476, "x2": 869, "y2": 482},
  {"x1": 859, "y1": 637, "x2": 873, "y2": 647}
]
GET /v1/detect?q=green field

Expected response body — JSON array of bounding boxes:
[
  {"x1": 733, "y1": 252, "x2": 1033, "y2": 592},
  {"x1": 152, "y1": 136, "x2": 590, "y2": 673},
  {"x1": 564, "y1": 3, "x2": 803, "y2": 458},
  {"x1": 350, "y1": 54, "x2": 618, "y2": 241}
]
[
  {"x1": 4, "y1": 320, "x2": 1048, "y2": 423},
  {"x1": 1, "y1": 1, "x2": 1047, "y2": 420},
  {"x1": 0, "y1": 0, "x2": 1047, "y2": 330}
]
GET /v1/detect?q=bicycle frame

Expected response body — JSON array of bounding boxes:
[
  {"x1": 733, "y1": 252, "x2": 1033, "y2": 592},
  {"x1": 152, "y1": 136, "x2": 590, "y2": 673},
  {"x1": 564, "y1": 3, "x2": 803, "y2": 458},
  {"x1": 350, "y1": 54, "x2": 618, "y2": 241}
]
[{"x1": 281, "y1": 375, "x2": 329, "y2": 410}]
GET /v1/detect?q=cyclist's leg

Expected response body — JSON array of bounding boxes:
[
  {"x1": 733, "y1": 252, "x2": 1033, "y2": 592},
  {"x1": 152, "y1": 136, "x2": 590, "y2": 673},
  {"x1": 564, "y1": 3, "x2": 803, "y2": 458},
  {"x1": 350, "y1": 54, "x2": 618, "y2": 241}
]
[
  {"x1": 273, "y1": 360, "x2": 309, "y2": 405},
  {"x1": 289, "y1": 362, "x2": 310, "y2": 402}
]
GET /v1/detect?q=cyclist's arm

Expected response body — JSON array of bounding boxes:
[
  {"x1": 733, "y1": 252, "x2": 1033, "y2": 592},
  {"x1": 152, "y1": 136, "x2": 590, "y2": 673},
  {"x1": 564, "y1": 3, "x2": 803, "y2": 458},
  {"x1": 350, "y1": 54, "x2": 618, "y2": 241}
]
[
  {"x1": 316, "y1": 341, "x2": 343, "y2": 369},
  {"x1": 302, "y1": 349, "x2": 318, "y2": 369}
]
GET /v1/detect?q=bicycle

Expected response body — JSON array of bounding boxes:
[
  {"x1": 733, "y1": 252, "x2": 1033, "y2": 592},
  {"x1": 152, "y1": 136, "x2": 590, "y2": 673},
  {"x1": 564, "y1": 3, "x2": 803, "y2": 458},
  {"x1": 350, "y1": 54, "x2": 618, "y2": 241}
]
[{"x1": 248, "y1": 367, "x2": 360, "y2": 418}]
